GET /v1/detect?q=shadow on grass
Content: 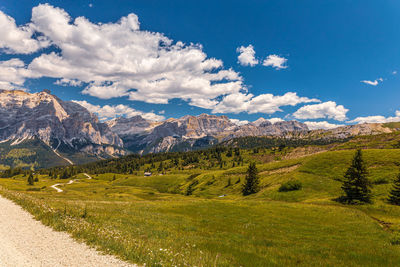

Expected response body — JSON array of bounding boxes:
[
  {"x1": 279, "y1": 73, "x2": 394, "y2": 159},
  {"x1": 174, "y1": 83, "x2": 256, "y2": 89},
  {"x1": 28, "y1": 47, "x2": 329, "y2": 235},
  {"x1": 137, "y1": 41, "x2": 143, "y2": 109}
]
[{"x1": 332, "y1": 196, "x2": 373, "y2": 205}]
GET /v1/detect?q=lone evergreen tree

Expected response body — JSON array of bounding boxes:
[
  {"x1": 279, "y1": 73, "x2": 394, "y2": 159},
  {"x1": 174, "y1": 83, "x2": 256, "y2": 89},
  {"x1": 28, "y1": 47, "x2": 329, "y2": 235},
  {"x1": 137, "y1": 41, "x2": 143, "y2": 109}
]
[
  {"x1": 242, "y1": 162, "x2": 260, "y2": 196},
  {"x1": 27, "y1": 173, "x2": 34, "y2": 185},
  {"x1": 388, "y1": 172, "x2": 400, "y2": 205},
  {"x1": 341, "y1": 149, "x2": 372, "y2": 203},
  {"x1": 158, "y1": 162, "x2": 164, "y2": 172}
]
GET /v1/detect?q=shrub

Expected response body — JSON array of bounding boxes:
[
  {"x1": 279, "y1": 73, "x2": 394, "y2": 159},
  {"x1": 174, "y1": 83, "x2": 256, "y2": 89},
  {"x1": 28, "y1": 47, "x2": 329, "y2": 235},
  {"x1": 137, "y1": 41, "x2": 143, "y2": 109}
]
[
  {"x1": 26, "y1": 187, "x2": 41, "y2": 191},
  {"x1": 373, "y1": 177, "x2": 389, "y2": 185},
  {"x1": 27, "y1": 173, "x2": 34, "y2": 185},
  {"x1": 279, "y1": 180, "x2": 302, "y2": 192},
  {"x1": 390, "y1": 232, "x2": 400, "y2": 245}
]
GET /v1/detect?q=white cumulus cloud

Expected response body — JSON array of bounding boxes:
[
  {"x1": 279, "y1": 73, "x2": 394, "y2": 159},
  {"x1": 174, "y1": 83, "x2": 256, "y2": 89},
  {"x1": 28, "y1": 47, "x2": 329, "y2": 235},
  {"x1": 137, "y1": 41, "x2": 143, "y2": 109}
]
[
  {"x1": 262, "y1": 54, "x2": 288, "y2": 69},
  {"x1": 213, "y1": 92, "x2": 319, "y2": 114},
  {"x1": 73, "y1": 100, "x2": 165, "y2": 121},
  {"x1": 347, "y1": 111, "x2": 400, "y2": 124},
  {"x1": 23, "y1": 4, "x2": 242, "y2": 109},
  {"x1": 0, "y1": 59, "x2": 38, "y2": 90},
  {"x1": 0, "y1": 10, "x2": 48, "y2": 54},
  {"x1": 304, "y1": 121, "x2": 344, "y2": 130},
  {"x1": 229, "y1": 118, "x2": 250, "y2": 126},
  {"x1": 293, "y1": 101, "x2": 348, "y2": 121},
  {"x1": 268, "y1": 118, "x2": 284, "y2": 124},
  {"x1": 237, "y1": 45, "x2": 258, "y2": 66}
]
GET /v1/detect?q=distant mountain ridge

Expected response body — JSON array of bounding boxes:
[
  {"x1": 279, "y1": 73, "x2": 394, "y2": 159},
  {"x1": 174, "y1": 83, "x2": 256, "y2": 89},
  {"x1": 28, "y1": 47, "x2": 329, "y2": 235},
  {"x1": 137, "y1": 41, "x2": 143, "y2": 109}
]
[
  {"x1": 1, "y1": 89, "x2": 399, "y2": 168},
  {"x1": 107, "y1": 113, "x2": 311, "y2": 153}
]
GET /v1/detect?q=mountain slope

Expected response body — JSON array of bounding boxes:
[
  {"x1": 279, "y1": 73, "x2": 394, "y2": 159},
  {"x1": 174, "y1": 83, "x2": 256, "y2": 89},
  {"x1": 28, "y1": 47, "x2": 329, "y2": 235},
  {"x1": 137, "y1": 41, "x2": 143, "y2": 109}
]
[
  {"x1": 0, "y1": 90, "x2": 125, "y2": 168},
  {"x1": 109, "y1": 114, "x2": 310, "y2": 153}
]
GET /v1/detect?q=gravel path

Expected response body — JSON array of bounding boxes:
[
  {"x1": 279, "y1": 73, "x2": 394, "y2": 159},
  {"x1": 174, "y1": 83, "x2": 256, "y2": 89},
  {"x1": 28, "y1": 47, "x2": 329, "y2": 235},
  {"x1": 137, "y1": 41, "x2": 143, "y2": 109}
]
[
  {"x1": 0, "y1": 195, "x2": 136, "y2": 267},
  {"x1": 51, "y1": 173, "x2": 93, "y2": 193}
]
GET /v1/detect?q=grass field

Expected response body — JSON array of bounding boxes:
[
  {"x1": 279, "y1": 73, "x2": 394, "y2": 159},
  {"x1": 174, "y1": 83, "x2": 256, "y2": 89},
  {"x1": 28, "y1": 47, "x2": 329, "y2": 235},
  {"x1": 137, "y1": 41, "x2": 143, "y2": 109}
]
[{"x1": 1, "y1": 148, "x2": 400, "y2": 266}]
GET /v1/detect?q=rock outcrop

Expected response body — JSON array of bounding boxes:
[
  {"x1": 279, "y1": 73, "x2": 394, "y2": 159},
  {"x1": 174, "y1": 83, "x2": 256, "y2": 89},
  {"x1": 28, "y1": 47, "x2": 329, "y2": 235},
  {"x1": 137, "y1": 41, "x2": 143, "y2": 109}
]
[{"x1": 0, "y1": 89, "x2": 123, "y2": 157}]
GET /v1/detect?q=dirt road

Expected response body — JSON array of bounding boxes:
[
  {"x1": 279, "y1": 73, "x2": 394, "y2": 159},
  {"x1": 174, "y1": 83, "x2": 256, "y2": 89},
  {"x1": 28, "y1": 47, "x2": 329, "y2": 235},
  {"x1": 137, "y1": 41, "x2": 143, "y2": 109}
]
[{"x1": 0, "y1": 195, "x2": 135, "y2": 267}]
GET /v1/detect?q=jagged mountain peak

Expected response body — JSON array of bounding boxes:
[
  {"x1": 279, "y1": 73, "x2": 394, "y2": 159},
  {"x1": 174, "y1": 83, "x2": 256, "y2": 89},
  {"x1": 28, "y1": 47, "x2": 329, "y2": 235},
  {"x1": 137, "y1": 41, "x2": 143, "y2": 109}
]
[
  {"x1": 107, "y1": 113, "x2": 310, "y2": 153},
  {"x1": 0, "y1": 89, "x2": 123, "y2": 158},
  {"x1": 253, "y1": 117, "x2": 268, "y2": 126},
  {"x1": 106, "y1": 115, "x2": 162, "y2": 136}
]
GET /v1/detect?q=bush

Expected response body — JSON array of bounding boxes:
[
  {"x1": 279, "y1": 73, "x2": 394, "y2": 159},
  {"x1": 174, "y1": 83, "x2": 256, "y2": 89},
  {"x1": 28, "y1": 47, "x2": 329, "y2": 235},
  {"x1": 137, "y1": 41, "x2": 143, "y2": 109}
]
[
  {"x1": 390, "y1": 232, "x2": 400, "y2": 245},
  {"x1": 279, "y1": 180, "x2": 302, "y2": 192},
  {"x1": 26, "y1": 187, "x2": 41, "y2": 191},
  {"x1": 373, "y1": 177, "x2": 389, "y2": 185}
]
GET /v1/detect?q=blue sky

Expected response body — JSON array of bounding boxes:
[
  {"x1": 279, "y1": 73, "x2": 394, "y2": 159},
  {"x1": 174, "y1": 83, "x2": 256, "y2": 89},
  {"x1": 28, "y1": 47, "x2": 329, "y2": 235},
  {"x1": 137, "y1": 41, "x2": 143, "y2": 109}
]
[{"x1": 1, "y1": 0, "x2": 400, "y2": 129}]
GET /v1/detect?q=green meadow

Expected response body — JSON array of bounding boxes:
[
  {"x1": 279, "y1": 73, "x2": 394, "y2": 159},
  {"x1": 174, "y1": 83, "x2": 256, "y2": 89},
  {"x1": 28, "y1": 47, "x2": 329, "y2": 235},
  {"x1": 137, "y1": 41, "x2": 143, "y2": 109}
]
[{"x1": 2, "y1": 147, "x2": 400, "y2": 266}]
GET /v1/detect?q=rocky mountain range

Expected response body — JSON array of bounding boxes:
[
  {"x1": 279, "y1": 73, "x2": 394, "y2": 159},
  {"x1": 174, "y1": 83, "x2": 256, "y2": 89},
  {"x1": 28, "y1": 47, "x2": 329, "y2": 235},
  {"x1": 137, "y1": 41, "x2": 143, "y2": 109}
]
[
  {"x1": 0, "y1": 90, "x2": 125, "y2": 166},
  {"x1": 106, "y1": 113, "x2": 310, "y2": 153},
  {"x1": 0, "y1": 89, "x2": 398, "y2": 168}
]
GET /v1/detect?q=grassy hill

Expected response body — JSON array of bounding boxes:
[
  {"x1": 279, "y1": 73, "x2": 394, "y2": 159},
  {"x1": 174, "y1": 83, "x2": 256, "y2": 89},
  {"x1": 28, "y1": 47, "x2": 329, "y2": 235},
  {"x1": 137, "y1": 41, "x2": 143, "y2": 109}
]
[
  {"x1": 0, "y1": 138, "x2": 116, "y2": 169},
  {"x1": 1, "y1": 139, "x2": 400, "y2": 266},
  {"x1": 0, "y1": 139, "x2": 66, "y2": 169}
]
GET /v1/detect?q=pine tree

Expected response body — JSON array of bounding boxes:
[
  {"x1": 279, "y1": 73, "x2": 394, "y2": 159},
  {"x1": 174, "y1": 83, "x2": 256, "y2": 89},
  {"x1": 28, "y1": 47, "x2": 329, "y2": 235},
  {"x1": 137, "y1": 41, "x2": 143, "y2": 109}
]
[
  {"x1": 341, "y1": 149, "x2": 372, "y2": 203},
  {"x1": 242, "y1": 162, "x2": 260, "y2": 196},
  {"x1": 234, "y1": 147, "x2": 240, "y2": 157},
  {"x1": 61, "y1": 169, "x2": 69, "y2": 179},
  {"x1": 388, "y1": 172, "x2": 400, "y2": 205},
  {"x1": 158, "y1": 162, "x2": 164, "y2": 172},
  {"x1": 27, "y1": 173, "x2": 34, "y2": 185}
]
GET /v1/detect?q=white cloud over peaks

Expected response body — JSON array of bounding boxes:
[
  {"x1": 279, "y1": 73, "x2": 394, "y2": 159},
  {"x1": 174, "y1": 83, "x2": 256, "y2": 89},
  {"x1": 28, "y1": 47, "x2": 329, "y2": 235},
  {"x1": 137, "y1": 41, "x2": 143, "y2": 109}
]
[
  {"x1": 293, "y1": 101, "x2": 348, "y2": 121},
  {"x1": 73, "y1": 100, "x2": 165, "y2": 121},
  {"x1": 360, "y1": 78, "x2": 383, "y2": 86},
  {"x1": 230, "y1": 119, "x2": 250, "y2": 126},
  {"x1": 0, "y1": 11, "x2": 48, "y2": 54},
  {"x1": 0, "y1": 59, "x2": 37, "y2": 90},
  {"x1": 304, "y1": 121, "x2": 344, "y2": 130},
  {"x1": 262, "y1": 55, "x2": 288, "y2": 69},
  {"x1": 347, "y1": 110, "x2": 400, "y2": 124},
  {"x1": 237, "y1": 45, "x2": 258, "y2": 66},
  {"x1": 213, "y1": 92, "x2": 319, "y2": 114},
  {"x1": 23, "y1": 4, "x2": 242, "y2": 108},
  {"x1": 268, "y1": 118, "x2": 284, "y2": 124}
]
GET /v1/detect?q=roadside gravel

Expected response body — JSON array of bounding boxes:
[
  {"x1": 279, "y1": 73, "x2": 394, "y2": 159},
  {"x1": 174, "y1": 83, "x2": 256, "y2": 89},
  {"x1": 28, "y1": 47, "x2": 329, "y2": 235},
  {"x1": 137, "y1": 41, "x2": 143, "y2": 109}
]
[{"x1": 0, "y1": 195, "x2": 136, "y2": 267}]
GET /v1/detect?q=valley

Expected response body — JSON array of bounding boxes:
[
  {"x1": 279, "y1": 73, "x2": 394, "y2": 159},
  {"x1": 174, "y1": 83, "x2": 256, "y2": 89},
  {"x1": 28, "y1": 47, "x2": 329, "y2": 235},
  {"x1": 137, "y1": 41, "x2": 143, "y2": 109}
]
[{"x1": 2, "y1": 138, "x2": 400, "y2": 266}]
